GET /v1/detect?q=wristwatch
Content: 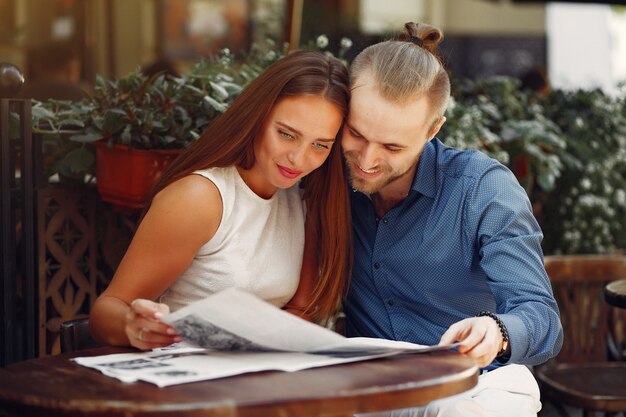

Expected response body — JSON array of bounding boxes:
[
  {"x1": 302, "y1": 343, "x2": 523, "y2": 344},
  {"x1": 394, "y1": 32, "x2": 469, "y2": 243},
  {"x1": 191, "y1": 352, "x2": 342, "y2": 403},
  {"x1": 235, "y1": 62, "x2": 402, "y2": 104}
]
[{"x1": 499, "y1": 336, "x2": 510, "y2": 358}]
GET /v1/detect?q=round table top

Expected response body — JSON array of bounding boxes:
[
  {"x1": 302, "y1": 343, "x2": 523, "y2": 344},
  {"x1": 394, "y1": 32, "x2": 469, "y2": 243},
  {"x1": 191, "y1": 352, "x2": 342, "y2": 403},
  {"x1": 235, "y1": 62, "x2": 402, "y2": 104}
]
[
  {"x1": 0, "y1": 347, "x2": 477, "y2": 417},
  {"x1": 605, "y1": 279, "x2": 626, "y2": 309},
  {"x1": 538, "y1": 362, "x2": 626, "y2": 411}
]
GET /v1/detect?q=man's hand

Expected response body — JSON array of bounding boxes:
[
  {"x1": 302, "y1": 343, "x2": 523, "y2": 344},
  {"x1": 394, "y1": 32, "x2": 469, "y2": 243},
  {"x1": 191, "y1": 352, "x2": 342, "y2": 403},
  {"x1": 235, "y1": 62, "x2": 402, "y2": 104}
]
[{"x1": 438, "y1": 316, "x2": 504, "y2": 367}]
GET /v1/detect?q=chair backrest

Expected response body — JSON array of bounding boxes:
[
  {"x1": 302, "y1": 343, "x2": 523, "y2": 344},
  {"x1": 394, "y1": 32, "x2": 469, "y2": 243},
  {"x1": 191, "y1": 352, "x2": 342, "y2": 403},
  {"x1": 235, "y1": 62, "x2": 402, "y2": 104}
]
[
  {"x1": 59, "y1": 317, "x2": 102, "y2": 353},
  {"x1": 544, "y1": 255, "x2": 626, "y2": 363}
]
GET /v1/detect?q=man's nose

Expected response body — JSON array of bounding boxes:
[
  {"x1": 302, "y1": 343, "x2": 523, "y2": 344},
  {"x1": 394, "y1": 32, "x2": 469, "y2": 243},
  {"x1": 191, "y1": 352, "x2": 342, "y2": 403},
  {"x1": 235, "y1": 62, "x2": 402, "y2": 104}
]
[{"x1": 359, "y1": 144, "x2": 378, "y2": 169}]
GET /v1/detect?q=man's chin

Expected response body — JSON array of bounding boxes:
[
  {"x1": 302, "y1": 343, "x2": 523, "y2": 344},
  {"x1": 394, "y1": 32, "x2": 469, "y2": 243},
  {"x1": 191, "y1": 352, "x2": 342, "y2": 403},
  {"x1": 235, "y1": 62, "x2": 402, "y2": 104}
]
[{"x1": 349, "y1": 176, "x2": 383, "y2": 195}]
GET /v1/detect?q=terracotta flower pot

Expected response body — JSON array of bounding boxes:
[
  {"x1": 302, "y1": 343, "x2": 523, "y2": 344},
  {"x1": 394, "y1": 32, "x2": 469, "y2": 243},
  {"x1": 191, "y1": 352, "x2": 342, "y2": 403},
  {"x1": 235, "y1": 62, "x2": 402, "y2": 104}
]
[{"x1": 95, "y1": 141, "x2": 182, "y2": 209}]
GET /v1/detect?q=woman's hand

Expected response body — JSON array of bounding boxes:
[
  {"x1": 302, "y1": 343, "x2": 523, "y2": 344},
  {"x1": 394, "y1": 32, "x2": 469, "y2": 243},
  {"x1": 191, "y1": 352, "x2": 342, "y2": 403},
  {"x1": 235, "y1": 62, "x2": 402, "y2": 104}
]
[{"x1": 126, "y1": 299, "x2": 182, "y2": 350}]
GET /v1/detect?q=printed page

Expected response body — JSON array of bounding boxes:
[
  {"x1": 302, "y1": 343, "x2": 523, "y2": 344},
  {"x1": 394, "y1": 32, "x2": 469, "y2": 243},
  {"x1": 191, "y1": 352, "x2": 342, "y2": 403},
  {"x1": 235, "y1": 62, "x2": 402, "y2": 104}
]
[
  {"x1": 73, "y1": 344, "x2": 398, "y2": 387},
  {"x1": 163, "y1": 287, "x2": 440, "y2": 354},
  {"x1": 73, "y1": 288, "x2": 456, "y2": 386}
]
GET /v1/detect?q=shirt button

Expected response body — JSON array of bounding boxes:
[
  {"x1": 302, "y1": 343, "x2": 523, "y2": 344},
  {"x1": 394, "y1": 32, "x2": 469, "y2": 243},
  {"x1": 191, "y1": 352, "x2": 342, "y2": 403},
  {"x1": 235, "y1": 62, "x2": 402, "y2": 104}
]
[
  {"x1": 387, "y1": 299, "x2": 394, "y2": 306},
  {"x1": 382, "y1": 218, "x2": 389, "y2": 224},
  {"x1": 374, "y1": 262, "x2": 381, "y2": 269}
]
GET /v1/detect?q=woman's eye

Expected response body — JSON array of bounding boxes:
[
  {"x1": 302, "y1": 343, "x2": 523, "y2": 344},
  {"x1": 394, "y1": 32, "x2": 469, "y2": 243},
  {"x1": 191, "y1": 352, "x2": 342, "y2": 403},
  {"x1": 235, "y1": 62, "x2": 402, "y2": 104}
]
[
  {"x1": 279, "y1": 130, "x2": 294, "y2": 139},
  {"x1": 313, "y1": 142, "x2": 330, "y2": 150}
]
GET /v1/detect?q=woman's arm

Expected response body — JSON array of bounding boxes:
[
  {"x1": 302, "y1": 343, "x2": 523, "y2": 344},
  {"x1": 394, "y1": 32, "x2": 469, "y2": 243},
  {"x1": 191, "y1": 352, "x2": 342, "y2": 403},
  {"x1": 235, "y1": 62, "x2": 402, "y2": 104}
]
[
  {"x1": 284, "y1": 216, "x2": 319, "y2": 321},
  {"x1": 90, "y1": 175, "x2": 223, "y2": 349}
]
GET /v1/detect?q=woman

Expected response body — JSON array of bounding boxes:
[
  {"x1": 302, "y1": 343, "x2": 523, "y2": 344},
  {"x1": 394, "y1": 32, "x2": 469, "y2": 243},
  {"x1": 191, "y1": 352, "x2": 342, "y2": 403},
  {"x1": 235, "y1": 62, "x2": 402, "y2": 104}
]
[{"x1": 90, "y1": 50, "x2": 352, "y2": 350}]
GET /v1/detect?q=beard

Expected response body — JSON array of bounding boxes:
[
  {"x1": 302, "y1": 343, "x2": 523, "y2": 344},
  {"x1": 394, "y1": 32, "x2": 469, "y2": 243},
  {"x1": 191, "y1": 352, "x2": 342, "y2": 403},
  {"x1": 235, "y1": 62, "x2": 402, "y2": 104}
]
[{"x1": 344, "y1": 151, "x2": 417, "y2": 195}]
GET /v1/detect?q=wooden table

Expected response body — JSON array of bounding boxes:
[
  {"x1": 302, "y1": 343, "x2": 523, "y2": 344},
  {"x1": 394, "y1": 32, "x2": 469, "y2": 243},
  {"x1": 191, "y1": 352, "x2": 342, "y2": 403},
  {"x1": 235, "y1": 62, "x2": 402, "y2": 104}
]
[
  {"x1": 605, "y1": 279, "x2": 626, "y2": 309},
  {"x1": 0, "y1": 347, "x2": 477, "y2": 417}
]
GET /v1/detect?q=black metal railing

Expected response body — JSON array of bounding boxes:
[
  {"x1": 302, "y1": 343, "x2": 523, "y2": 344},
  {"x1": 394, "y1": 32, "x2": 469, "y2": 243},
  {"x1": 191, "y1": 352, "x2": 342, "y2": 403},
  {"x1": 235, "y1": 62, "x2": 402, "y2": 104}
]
[{"x1": 0, "y1": 63, "x2": 37, "y2": 366}]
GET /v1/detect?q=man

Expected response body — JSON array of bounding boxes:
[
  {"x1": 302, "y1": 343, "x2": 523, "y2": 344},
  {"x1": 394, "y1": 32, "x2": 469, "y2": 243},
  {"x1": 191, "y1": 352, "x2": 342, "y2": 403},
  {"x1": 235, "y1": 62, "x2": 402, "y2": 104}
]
[{"x1": 342, "y1": 22, "x2": 563, "y2": 417}]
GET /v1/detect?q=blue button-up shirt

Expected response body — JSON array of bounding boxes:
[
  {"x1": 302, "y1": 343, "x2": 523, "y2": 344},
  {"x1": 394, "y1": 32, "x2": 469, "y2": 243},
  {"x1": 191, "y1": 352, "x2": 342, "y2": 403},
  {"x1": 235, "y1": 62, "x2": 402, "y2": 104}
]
[{"x1": 344, "y1": 138, "x2": 563, "y2": 368}]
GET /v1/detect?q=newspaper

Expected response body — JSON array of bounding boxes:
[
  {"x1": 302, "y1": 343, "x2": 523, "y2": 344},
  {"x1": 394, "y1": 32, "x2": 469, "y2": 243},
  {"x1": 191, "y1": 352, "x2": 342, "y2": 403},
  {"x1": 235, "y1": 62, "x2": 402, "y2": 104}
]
[{"x1": 74, "y1": 288, "x2": 452, "y2": 387}]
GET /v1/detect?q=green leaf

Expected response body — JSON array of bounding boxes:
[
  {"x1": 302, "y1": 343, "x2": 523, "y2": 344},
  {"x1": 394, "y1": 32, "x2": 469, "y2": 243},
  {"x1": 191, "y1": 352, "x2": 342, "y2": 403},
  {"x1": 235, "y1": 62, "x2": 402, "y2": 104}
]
[
  {"x1": 64, "y1": 147, "x2": 95, "y2": 174},
  {"x1": 183, "y1": 84, "x2": 205, "y2": 94},
  {"x1": 107, "y1": 108, "x2": 127, "y2": 116},
  {"x1": 59, "y1": 118, "x2": 85, "y2": 129},
  {"x1": 120, "y1": 125, "x2": 132, "y2": 145},
  {"x1": 92, "y1": 116, "x2": 104, "y2": 130},
  {"x1": 219, "y1": 82, "x2": 243, "y2": 95},
  {"x1": 70, "y1": 132, "x2": 102, "y2": 143},
  {"x1": 32, "y1": 106, "x2": 56, "y2": 120},
  {"x1": 216, "y1": 73, "x2": 234, "y2": 83},
  {"x1": 102, "y1": 109, "x2": 127, "y2": 133},
  {"x1": 203, "y1": 96, "x2": 227, "y2": 112},
  {"x1": 209, "y1": 81, "x2": 229, "y2": 101},
  {"x1": 537, "y1": 170, "x2": 556, "y2": 191}
]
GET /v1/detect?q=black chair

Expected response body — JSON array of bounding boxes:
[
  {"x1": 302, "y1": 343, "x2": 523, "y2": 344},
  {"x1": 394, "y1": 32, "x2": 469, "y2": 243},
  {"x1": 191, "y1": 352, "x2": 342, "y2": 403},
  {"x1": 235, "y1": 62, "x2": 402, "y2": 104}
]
[
  {"x1": 59, "y1": 317, "x2": 102, "y2": 353},
  {"x1": 536, "y1": 255, "x2": 626, "y2": 417}
]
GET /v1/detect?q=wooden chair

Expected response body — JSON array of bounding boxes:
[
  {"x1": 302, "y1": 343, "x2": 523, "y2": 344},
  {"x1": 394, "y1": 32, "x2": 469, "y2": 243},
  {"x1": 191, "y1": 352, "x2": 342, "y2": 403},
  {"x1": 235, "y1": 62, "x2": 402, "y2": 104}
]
[
  {"x1": 536, "y1": 255, "x2": 626, "y2": 417},
  {"x1": 59, "y1": 317, "x2": 102, "y2": 353}
]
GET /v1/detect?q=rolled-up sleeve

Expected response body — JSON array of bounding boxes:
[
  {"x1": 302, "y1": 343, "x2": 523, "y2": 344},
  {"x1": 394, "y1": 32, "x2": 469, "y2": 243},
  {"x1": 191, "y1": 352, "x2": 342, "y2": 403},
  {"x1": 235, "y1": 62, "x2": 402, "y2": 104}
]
[{"x1": 467, "y1": 164, "x2": 563, "y2": 365}]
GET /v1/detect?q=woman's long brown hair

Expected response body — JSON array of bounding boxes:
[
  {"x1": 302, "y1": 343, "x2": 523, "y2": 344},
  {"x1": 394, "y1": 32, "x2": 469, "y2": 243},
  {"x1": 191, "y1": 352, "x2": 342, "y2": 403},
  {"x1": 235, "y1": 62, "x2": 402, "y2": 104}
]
[{"x1": 146, "y1": 50, "x2": 352, "y2": 322}]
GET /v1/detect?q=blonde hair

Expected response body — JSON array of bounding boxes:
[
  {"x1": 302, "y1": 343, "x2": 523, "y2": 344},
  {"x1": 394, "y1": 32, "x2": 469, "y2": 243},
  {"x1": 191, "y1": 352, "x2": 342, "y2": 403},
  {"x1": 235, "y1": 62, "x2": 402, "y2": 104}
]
[{"x1": 351, "y1": 22, "x2": 450, "y2": 126}]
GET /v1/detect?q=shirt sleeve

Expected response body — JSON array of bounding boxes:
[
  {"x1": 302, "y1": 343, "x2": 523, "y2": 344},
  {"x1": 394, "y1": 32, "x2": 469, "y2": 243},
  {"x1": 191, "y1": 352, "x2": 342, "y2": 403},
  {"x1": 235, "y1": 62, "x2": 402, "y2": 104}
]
[{"x1": 465, "y1": 162, "x2": 563, "y2": 366}]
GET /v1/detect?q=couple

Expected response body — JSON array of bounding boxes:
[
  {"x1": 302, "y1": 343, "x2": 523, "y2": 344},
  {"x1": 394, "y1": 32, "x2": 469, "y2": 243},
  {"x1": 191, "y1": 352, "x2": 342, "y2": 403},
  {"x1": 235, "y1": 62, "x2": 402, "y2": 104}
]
[{"x1": 90, "y1": 22, "x2": 563, "y2": 417}]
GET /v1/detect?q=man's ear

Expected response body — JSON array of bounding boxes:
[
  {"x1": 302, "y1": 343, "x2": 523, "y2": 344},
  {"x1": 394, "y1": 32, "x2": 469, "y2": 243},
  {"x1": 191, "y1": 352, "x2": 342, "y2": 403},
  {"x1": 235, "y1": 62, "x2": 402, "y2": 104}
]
[{"x1": 428, "y1": 116, "x2": 446, "y2": 139}]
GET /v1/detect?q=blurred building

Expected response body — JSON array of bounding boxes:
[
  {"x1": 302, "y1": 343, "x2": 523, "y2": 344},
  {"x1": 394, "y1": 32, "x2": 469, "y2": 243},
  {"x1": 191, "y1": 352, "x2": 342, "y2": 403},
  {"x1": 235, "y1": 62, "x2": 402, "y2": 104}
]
[{"x1": 0, "y1": 0, "x2": 625, "y2": 96}]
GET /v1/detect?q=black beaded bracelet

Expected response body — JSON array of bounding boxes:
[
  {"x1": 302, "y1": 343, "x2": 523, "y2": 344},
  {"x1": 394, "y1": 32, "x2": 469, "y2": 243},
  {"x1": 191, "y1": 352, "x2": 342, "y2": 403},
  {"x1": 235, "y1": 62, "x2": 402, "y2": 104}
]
[{"x1": 478, "y1": 311, "x2": 509, "y2": 356}]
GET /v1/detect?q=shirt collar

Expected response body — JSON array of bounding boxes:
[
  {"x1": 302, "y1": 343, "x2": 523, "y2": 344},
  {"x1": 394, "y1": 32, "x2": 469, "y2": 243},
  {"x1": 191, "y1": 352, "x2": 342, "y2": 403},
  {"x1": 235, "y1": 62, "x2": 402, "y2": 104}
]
[{"x1": 410, "y1": 138, "x2": 438, "y2": 199}]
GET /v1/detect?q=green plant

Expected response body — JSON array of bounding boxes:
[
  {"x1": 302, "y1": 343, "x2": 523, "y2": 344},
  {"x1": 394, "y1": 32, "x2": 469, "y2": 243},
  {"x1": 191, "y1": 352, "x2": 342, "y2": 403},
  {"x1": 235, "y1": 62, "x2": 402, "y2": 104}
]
[
  {"x1": 540, "y1": 86, "x2": 626, "y2": 254},
  {"x1": 441, "y1": 77, "x2": 626, "y2": 255},
  {"x1": 74, "y1": 42, "x2": 285, "y2": 150},
  {"x1": 32, "y1": 40, "x2": 287, "y2": 183},
  {"x1": 442, "y1": 77, "x2": 566, "y2": 195},
  {"x1": 31, "y1": 99, "x2": 96, "y2": 183},
  {"x1": 33, "y1": 37, "x2": 626, "y2": 255}
]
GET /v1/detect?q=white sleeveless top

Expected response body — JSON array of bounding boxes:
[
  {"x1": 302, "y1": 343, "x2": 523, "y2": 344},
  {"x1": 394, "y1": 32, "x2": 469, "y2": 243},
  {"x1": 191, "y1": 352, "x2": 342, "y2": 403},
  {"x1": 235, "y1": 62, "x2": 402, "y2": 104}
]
[{"x1": 159, "y1": 166, "x2": 306, "y2": 312}]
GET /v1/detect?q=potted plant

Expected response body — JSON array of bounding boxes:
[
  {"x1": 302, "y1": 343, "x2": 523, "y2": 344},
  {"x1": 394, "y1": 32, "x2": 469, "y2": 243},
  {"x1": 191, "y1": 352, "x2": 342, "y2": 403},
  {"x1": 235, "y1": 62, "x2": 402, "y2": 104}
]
[
  {"x1": 31, "y1": 36, "x2": 360, "y2": 208},
  {"x1": 82, "y1": 70, "x2": 198, "y2": 209},
  {"x1": 33, "y1": 43, "x2": 285, "y2": 208}
]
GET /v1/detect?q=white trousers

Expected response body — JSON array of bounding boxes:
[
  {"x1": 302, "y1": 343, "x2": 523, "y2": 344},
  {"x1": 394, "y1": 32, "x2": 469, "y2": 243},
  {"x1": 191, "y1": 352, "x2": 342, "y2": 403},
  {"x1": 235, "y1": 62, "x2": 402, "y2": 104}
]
[{"x1": 358, "y1": 364, "x2": 541, "y2": 417}]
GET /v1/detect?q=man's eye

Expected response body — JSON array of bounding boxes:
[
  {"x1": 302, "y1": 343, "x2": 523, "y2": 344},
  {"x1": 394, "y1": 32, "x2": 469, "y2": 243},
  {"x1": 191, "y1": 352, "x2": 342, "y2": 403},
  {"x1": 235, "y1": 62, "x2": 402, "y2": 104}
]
[
  {"x1": 349, "y1": 128, "x2": 362, "y2": 138},
  {"x1": 385, "y1": 146, "x2": 402, "y2": 152},
  {"x1": 279, "y1": 130, "x2": 294, "y2": 139}
]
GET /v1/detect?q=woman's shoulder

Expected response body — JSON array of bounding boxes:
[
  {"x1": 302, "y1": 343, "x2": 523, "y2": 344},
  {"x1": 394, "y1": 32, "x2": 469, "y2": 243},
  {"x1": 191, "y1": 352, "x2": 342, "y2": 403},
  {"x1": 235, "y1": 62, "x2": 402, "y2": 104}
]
[
  {"x1": 159, "y1": 173, "x2": 222, "y2": 202},
  {"x1": 148, "y1": 174, "x2": 223, "y2": 241},
  {"x1": 192, "y1": 166, "x2": 235, "y2": 183}
]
